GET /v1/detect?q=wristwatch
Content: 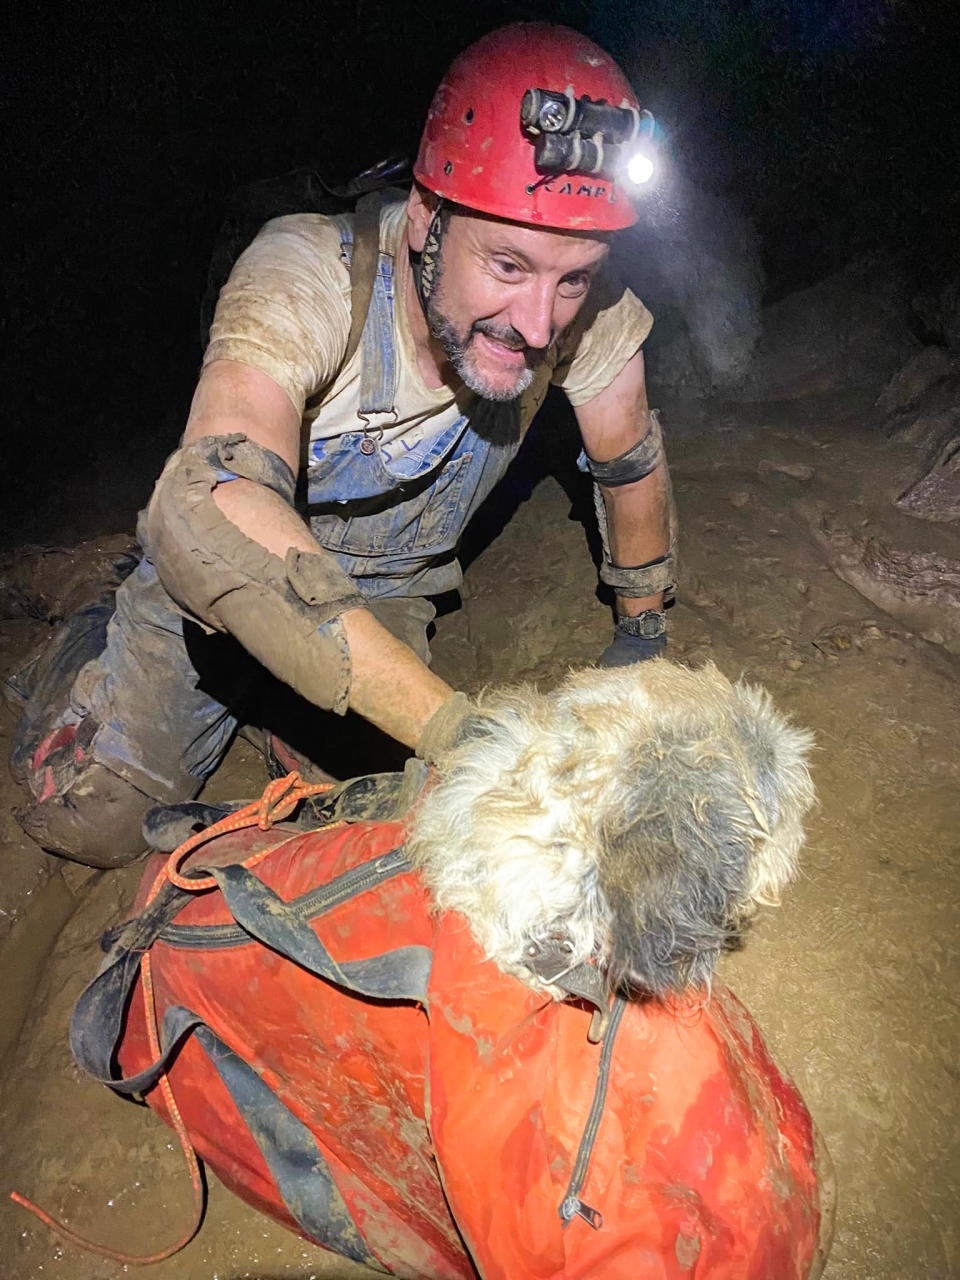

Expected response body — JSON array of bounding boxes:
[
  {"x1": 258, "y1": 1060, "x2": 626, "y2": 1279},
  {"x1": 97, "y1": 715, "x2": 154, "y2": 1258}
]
[{"x1": 616, "y1": 610, "x2": 666, "y2": 640}]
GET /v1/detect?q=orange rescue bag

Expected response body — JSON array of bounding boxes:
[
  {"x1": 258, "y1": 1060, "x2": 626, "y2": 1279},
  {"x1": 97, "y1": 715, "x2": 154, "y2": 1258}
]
[{"x1": 71, "y1": 779, "x2": 830, "y2": 1279}]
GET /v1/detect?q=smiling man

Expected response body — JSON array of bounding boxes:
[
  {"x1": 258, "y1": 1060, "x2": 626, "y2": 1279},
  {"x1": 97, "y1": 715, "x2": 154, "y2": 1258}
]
[
  {"x1": 13, "y1": 23, "x2": 676, "y2": 867},
  {"x1": 417, "y1": 208, "x2": 609, "y2": 401}
]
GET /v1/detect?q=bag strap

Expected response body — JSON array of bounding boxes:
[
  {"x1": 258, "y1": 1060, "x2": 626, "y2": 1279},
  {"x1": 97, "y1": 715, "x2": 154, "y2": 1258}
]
[
  {"x1": 70, "y1": 878, "x2": 202, "y2": 1094},
  {"x1": 209, "y1": 863, "x2": 432, "y2": 1001},
  {"x1": 70, "y1": 850, "x2": 430, "y2": 1095},
  {"x1": 343, "y1": 189, "x2": 385, "y2": 371}
]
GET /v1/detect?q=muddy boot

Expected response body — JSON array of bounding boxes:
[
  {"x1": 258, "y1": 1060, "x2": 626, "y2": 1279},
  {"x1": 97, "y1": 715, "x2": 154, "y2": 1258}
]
[
  {"x1": 16, "y1": 750, "x2": 155, "y2": 868},
  {"x1": 9, "y1": 592, "x2": 160, "y2": 869}
]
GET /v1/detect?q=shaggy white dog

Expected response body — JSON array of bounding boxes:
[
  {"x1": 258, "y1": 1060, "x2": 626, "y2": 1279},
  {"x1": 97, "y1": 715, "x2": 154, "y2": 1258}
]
[{"x1": 407, "y1": 660, "x2": 814, "y2": 998}]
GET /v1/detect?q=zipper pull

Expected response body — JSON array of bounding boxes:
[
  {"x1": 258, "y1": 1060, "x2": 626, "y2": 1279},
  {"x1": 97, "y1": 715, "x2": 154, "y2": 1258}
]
[{"x1": 560, "y1": 1195, "x2": 603, "y2": 1230}]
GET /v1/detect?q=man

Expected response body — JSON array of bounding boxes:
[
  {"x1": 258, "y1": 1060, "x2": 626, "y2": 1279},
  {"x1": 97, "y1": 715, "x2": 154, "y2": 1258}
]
[{"x1": 13, "y1": 24, "x2": 675, "y2": 867}]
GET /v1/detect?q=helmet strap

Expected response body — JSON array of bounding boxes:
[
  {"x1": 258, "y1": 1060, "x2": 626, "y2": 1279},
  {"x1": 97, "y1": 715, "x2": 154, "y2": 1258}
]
[{"x1": 412, "y1": 198, "x2": 446, "y2": 317}]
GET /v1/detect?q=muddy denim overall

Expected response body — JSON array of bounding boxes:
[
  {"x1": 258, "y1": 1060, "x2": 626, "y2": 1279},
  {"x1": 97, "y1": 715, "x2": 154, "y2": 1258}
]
[
  {"x1": 16, "y1": 213, "x2": 523, "y2": 805},
  {"x1": 307, "y1": 215, "x2": 520, "y2": 600}
]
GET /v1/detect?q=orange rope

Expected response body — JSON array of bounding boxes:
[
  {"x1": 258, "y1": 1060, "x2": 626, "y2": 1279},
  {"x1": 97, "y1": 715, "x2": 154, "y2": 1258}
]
[{"x1": 11, "y1": 771, "x2": 339, "y2": 1264}]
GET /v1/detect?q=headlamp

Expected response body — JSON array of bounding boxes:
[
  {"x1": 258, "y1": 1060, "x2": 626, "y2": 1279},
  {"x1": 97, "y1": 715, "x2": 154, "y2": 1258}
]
[
  {"x1": 520, "y1": 87, "x2": 657, "y2": 187},
  {"x1": 626, "y1": 151, "x2": 655, "y2": 186}
]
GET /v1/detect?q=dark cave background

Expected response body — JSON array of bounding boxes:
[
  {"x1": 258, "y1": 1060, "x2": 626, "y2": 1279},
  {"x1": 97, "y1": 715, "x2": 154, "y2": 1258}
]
[{"x1": 3, "y1": 0, "x2": 957, "y2": 550}]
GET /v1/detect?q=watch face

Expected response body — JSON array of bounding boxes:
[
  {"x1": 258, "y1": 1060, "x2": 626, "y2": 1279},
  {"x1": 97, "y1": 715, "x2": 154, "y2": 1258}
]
[
  {"x1": 638, "y1": 611, "x2": 665, "y2": 638},
  {"x1": 624, "y1": 610, "x2": 665, "y2": 638}
]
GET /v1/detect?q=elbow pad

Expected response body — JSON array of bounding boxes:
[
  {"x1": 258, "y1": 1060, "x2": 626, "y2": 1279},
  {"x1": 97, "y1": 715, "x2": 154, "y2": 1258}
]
[
  {"x1": 142, "y1": 434, "x2": 368, "y2": 714},
  {"x1": 581, "y1": 410, "x2": 679, "y2": 599}
]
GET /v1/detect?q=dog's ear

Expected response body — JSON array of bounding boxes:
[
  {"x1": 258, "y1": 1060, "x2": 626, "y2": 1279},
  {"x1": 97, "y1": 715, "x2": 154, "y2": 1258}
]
[
  {"x1": 591, "y1": 676, "x2": 814, "y2": 997},
  {"x1": 595, "y1": 731, "x2": 759, "y2": 996}
]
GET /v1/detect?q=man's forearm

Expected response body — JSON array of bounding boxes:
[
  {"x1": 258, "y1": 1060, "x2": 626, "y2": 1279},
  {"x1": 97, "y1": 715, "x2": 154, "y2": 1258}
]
[
  {"x1": 213, "y1": 479, "x2": 452, "y2": 746},
  {"x1": 572, "y1": 349, "x2": 673, "y2": 619},
  {"x1": 341, "y1": 609, "x2": 452, "y2": 747},
  {"x1": 598, "y1": 461, "x2": 669, "y2": 616}
]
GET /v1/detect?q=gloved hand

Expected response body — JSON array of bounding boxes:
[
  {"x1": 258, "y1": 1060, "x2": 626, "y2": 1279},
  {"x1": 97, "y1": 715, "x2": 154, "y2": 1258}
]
[
  {"x1": 415, "y1": 691, "x2": 477, "y2": 766},
  {"x1": 598, "y1": 611, "x2": 667, "y2": 668}
]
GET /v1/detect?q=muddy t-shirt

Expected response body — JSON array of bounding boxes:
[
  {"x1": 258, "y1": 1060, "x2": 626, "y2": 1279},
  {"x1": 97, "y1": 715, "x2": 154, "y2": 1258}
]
[{"x1": 204, "y1": 200, "x2": 653, "y2": 465}]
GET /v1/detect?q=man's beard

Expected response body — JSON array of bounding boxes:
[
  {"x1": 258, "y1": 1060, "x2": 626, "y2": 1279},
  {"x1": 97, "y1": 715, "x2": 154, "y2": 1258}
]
[{"x1": 426, "y1": 295, "x2": 542, "y2": 404}]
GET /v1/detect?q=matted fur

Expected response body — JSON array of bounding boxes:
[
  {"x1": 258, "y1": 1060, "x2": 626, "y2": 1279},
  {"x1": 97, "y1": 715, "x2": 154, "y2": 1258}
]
[{"x1": 406, "y1": 661, "x2": 814, "y2": 998}]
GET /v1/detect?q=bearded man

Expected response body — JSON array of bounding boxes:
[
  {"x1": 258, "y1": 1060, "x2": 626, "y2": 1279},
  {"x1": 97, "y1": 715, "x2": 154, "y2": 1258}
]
[{"x1": 13, "y1": 24, "x2": 676, "y2": 867}]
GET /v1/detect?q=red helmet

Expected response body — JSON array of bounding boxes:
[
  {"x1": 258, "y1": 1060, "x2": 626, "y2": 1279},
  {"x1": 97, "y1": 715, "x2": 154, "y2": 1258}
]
[{"x1": 415, "y1": 24, "x2": 644, "y2": 233}]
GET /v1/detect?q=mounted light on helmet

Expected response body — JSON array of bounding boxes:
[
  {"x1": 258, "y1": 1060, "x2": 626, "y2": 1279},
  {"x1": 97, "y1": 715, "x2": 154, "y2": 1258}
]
[
  {"x1": 626, "y1": 149, "x2": 656, "y2": 186},
  {"x1": 520, "y1": 87, "x2": 657, "y2": 188}
]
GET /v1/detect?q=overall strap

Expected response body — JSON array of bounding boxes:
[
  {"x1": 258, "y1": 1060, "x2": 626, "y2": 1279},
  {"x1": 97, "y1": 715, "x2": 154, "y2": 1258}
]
[
  {"x1": 344, "y1": 190, "x2": 385, "y2": 371},
  {"x1": 334, "y1": 191, "x2": 398, "y2": 418}
]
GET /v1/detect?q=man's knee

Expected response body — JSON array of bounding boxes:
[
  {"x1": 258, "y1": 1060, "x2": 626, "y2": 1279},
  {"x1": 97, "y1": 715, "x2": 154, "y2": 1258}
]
[{"x1": 16, "y1": 761, "x2": 156, "y2": 869}]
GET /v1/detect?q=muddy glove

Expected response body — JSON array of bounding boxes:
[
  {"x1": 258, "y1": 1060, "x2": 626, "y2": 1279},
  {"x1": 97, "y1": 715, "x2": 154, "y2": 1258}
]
[
  {"x1": 415, "y1": 691, "x2": 476, "y2": 767},
  {"x1": 598, "y1": 610, "x2": 667, "y2": 668}
]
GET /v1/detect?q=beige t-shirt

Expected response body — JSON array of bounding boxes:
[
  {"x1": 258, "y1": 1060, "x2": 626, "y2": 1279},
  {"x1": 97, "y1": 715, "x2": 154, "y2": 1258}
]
[{"x1": 205, "y1": 200, "x2": 653, "y2": 461}]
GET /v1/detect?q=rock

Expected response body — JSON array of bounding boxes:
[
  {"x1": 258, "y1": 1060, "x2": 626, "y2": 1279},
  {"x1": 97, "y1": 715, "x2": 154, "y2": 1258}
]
[
  {"x1": 896, "y1": 434, "x2": 960, "y2": 523},
  {"x1": 880, "y1": 355, "x2": 960, "y2": 465},
  {"x1": 736, "y1": 257, "x2": 918, "y2": 402},
  {"x1": 614, "y1": 166, "x2": 763, "y2": 396},
  {"x1": 59, "y1": 861, "x2": 101, "y2": 896},
  {"x1": 912, "y1": 265, "x2": 960, "y2": 352},
  {"x1": 812, "y1": 515, "x2": 960, "y2": 656},
  {"x1": 760, "y1": 461, "x2": 816, "y2": 482},
  {"x1": 875, "y1": 346, "x2": 957, "y2": 417},
  {"x1": 728, "y1": 490, "x2": 751, "y2": 508},
  {"x1": 875, "y1": 357, "x2": 960, "y2": 523},
  {"x1": 890, "y1": 408, "x2": 960, "y2": 454}
]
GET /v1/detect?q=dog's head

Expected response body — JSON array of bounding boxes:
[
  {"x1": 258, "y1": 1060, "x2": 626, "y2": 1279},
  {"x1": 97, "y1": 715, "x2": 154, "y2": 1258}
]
[{"x1": 407, "y1": 661, "x2": 815, "y2": 998}]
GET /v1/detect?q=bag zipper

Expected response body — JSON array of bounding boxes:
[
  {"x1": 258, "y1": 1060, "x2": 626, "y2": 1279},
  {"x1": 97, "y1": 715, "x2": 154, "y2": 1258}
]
[
  {"x1": 158, "y1": 846, "x2": 410, "y2": 949},
  {"x1": 559, "y1": 994, "x2": 627, "y2": 1231}
]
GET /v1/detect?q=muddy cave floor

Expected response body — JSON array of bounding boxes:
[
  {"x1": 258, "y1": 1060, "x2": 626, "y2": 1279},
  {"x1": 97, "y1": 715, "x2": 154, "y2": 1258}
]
[{"x1": 0, "y1": 394, "x2": 958, "y2": 1280}]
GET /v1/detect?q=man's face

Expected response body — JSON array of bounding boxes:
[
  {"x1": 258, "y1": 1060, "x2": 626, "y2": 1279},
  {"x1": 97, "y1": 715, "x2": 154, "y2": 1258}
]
[{"x1": 423, "y1": 210, "x2": 609, "y2": 402}]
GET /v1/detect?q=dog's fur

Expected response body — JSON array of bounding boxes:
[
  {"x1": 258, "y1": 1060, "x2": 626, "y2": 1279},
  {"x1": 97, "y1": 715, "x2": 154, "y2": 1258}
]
[{"x1": 406, "y1": 661, "x2": 814, "y2": 998}]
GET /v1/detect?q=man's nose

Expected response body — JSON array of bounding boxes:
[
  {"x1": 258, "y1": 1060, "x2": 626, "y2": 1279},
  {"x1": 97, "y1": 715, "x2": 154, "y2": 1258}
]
[{"x1": 509, "y1": 281, "x2": 556, "y2": 350}]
